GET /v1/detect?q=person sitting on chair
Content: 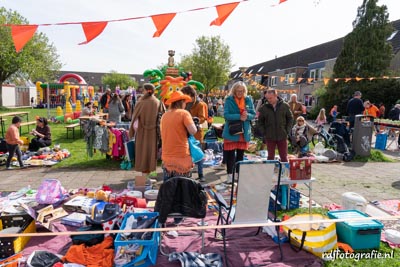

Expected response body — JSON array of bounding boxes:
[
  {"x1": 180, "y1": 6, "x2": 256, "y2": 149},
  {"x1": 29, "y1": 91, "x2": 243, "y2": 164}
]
[
  {"x1": 290, "y1": 116, "x2": 310, "y2": 154},
  {"x1": 29, "y1": 117, "x2": 52, "y2": 151}
]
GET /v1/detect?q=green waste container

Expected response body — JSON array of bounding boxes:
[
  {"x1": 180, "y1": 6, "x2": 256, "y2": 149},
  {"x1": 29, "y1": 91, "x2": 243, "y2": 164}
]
[{"x1": 352, "y1": 115, "x2": 374, "y2": 156}]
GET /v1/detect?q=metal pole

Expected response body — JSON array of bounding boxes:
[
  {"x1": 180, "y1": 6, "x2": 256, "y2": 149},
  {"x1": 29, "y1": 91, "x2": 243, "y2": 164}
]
[{"x1": 47, "y1": 83, "x2": 50, "y2": 119}]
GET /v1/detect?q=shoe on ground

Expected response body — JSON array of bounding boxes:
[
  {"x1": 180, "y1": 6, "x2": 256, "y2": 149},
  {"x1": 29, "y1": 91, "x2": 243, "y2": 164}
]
[
  {"x1": 198, "y1": 175, "x2": 206, "y2": 182},
  {"x1": 225, "y1": 174, "x2": 233, "y2": 184},
  {"x1": 20, "y1": 166, "x2": 27, "y2": 169},
  {"x1": 6, "y1": 167, "x2": 13, "y2": 170}
]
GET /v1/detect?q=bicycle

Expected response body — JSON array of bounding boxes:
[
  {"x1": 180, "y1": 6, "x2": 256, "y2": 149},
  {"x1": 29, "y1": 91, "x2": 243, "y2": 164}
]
[{"x1": 311, "y1": 124, "x2": 337, "y2": 148}]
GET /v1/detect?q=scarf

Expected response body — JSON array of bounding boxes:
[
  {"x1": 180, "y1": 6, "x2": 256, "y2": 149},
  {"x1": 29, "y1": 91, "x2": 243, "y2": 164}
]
[{"x1": 234, "y1": 96, "x2": 245, "y2": 113}]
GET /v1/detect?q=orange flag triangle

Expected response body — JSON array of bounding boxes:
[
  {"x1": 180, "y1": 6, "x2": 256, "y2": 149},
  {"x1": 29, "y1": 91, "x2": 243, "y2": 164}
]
[
  {"x1": 279, "y1": 0, "x2": 288, "y2": 3},
  {"x1": 11, "y1": 25, "x2": 38, "y2": 52},
  {"x1": 79, "y1": 22, "x2": 108, "y2": 45},
  {"x1": 307, "y1": 78, "x2": 313, "y2": 83},
  {"x1": 355, "y1": 77, "x2": 363, "y2": 82},
  {"x1": 323, "y1": 78, "x2": 330, "y2": 85},
  {"x1": 345, "y1": 78, "x2": 352, "y2": 82},
  {"x1": 151, "y1": 13, "x2": 176, "y2": 37},
  {"x1": 210, "y1": 2, "x2": 239, "y2": 26}
]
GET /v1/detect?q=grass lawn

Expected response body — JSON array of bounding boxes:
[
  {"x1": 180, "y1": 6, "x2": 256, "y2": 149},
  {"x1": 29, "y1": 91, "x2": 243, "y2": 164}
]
[{"x1": 1, "y1": 107, "x2": 120, "y2": 169}]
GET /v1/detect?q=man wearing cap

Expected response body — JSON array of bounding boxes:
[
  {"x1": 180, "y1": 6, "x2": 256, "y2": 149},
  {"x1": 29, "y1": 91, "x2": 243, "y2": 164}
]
[
  {"x1": 160, "y1": 91, "x2": 197, "y2": 180},
  {"x1": 100, "y1": 88, "x2": 112, "y2": 113},
  {"x1": 129, "y1": 83, "x2": 165, "y2": 177},
  {"x1": 346, "y1": 91, "x2": 364, "y2": 128}
]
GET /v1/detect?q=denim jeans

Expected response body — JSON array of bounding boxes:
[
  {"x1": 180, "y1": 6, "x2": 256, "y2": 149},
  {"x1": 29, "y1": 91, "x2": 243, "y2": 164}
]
[
  {"x1": 196, "y1": 159, "x2": 204, "y2": 177},
  {"x1": 6, "y1": 143, "x2": 24, "y2": 168}
]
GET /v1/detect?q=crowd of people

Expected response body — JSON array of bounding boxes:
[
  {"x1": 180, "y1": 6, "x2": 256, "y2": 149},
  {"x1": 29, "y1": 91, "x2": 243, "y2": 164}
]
[{"x1": 5, "y1": 81, "x2": 400, "y2": 178}]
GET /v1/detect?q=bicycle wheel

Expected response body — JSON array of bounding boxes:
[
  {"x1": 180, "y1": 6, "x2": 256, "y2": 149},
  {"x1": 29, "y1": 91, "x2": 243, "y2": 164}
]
[{"x1": 312, "y1": 133, "x2": 328, "y2": 148}]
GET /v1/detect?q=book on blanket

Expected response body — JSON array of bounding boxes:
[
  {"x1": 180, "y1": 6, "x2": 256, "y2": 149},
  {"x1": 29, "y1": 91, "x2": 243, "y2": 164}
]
[{"x1": 61, "y1": 212, "x2": 89, "y2": 227}]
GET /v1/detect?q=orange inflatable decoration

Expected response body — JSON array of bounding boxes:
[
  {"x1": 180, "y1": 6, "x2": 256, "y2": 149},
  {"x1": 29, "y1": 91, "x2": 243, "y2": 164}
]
[{"x1": 159, "y1": 76, "x2": 186, "y2": 103}]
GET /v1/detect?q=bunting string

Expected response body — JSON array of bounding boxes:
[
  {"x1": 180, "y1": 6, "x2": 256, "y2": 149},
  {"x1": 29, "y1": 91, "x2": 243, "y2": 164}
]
[{"x1": 0, "y1": 0, "x2": 292, "y2": 51}]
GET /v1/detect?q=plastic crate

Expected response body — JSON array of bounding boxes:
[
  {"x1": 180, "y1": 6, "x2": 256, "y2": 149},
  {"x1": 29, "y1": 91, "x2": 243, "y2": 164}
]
[
  {"x1": 374, "y1": 133, "x2": 387, "y2": 150},
  {"x1": 0, "y1": 218, "x2": 36, "y2": 258},
  {"x1": 114, "y1": 212, "x2": 159, "y2": 267},
  {"x1": 0, "y1": 213, "x2": 33, "y2": 230},
  {"x1": 289, "y1": 158, "x2": 312, "y2": 180},
  {"x1": 327, "y1": 210, "x2": 383, "y2": 250}
]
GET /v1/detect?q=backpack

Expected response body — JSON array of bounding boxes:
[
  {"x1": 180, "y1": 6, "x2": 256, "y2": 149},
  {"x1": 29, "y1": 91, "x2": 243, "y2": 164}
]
[{"x1": 35, "y1": 179, "x2": 68, "y2": 205}]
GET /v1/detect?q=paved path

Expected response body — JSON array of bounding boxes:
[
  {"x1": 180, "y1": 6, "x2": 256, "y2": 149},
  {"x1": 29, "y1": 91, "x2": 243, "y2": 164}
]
[{"x1": 1, "y1": 155, "x2": 400, "y2": 207}]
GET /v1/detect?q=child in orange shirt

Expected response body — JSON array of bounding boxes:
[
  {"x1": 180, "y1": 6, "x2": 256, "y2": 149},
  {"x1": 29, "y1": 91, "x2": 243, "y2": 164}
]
[
  {"x1": 5, "y1": 116, "x2": 25, "y2": 169},
  {"x1": 363, "y1": 100, "x2": 380, "y2": 118}
]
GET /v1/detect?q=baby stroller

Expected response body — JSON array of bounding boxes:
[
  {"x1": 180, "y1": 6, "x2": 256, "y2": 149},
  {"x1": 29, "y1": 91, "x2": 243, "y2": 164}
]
[{"x1": 328, "y1": 122, "x2": 354, "y2": 161}]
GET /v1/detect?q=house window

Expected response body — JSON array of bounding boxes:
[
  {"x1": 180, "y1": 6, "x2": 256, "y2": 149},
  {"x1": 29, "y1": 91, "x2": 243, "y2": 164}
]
[
  {"x1": 285, "y1": 73, "x2": 296, "y2": 84},
  {"x1": 309, "y1": 68, "x2": 325, "y2": 81},
  {"x1": 304, "y1": 94, "x2": 313, "y2": 107},
  {"x1": 270, "y1": 76, "x2": 277, "y2": 86}
]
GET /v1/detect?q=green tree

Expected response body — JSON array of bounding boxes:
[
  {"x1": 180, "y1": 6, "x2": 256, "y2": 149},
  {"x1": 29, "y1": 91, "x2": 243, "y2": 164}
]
[
  {"x1": 0, "y1": 7, "x2": 62, "y2": 107},
  {"x1": 180, "y1": 36, "x2": 233, "y2": 96},
  {"x1": 321, "y1": 0, "x2": 397, "y2": 113},
  {"x1": 101, "y1": 71, "x2": 137, "y2": 91}
]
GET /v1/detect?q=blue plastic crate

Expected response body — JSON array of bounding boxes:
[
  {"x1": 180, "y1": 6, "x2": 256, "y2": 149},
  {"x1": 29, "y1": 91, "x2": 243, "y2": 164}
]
[
  {"x1": 115, "y1": 212, "x2": 159, "y2": 267},
  {"x1": 327, "y1": 210, "x2": 383, "y2": 250},
  {"x1": 374, "y1": 133, "x2": 387, "y2": 150}
]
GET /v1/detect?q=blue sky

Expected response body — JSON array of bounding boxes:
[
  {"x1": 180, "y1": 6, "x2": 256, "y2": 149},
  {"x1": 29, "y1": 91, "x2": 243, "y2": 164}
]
[{"x1": 2, "y1": 0, "x2": 400, "y2": 74}]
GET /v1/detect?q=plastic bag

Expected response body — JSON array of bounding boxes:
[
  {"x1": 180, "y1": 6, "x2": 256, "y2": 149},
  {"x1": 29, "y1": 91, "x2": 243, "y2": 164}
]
[{"x1": 35, "y1": 179, "x2": 67, "y2": 205}]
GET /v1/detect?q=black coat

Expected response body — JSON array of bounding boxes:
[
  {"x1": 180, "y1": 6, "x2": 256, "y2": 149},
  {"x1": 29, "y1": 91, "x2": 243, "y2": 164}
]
[{"x1": 154, "y1": 177, "x2": 207, "y2": 223}]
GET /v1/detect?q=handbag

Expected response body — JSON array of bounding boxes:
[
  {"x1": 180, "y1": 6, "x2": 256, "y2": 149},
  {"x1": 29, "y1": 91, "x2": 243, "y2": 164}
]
[
  {"x1": 188, "y1": 135, "x2": 204, "y2": 163},
  {"x1": 283, "y1": 214, "x2": 337, "y2": 258},
  {"x1": 228, "y1": 120, "x2": 244, "y2": 135}
]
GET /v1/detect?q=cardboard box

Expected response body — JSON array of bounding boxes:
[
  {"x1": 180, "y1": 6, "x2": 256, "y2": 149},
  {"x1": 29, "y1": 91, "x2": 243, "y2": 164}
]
[
  {"x1": 21, "y1": 204, "x2": 68, "y2": 231},
  {"x1": 61, "y1": 212, "x2": 89, "y2": 227},
  {"x1": 63, "y1": 195, "x2": 98, "y2": 214},
  {"x1": 289, "y1": 158, "x2": 312, "y2": 180}
]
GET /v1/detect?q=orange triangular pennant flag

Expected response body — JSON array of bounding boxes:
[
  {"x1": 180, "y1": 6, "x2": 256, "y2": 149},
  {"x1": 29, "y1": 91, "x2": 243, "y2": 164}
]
[
  {"x1": 334, "y1": 78, "x2": 340, "y2": 82},
  {"x1": 297, "y1": 78, "x2": 303, "y2": 83},
  {"x1": 369, "y1": 77, "x2": 375, "y2": 81},
  {"x1": 345, "y1": 78, "x2": 352, "y2": 82},
  {"x1": 11, "y1": 25, "x2": 38, "y2": 52},
  {"x1": 355, "y1": 77, "x2": 363, "y2": 82},
  {"x1": 210, "y1": 2, "x2": 239, "y2": 26},
  {"x1": 151, "y1": 13, "x2": 176, "y2": 37},
  {"x1": 307, "y1": 78, "x2": 313, "y2": 83},
  {"x1": 279, "y1": 0, "x2": 288, "y2": 3},
  {"x1": 383, "y1": 76, "x2": 389, "y2": 79},
  {"x1": 79, "y1": 22, "x2": 108, "y2": 45},
  {"x1": 323, "y1": 78, "x2": 330, "y2": 85},
  {"x1": 289, "y1": 77, "x2": 294, "y2": 84},
  {"x1": 280, "y1": 76, "x2": 285, "y2": 82}
]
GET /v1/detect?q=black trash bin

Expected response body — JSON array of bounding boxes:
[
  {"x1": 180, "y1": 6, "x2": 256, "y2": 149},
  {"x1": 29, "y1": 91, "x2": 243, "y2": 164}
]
[{"x1": 352, "y1": 115, "x2": 374, "y2": 156}]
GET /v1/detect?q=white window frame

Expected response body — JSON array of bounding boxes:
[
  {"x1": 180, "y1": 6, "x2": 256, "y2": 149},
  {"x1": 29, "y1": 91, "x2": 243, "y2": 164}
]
[
  {"x1": 285, "y1": 73, "x2": 296, "y2": 85},
  {"x1": 309, "y1": 68, "x2": 325, "y2": 81},
  {"x1": 270, "y1": 76, "x2": 277, "y2": 86}
]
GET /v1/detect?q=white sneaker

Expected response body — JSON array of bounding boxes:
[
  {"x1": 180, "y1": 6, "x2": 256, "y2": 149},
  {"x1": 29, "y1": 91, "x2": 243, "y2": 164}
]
[{"x1": 225, "y1": 174, "x2": 233, "y2": 184}]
